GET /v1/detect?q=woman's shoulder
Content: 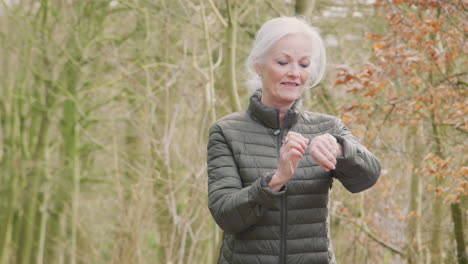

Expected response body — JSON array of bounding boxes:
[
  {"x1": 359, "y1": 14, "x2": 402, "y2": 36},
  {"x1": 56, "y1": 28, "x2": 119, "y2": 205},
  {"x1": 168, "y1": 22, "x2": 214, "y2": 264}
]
[
  {"x1": 210, "y1": 111, "x2": 251, "y2": 130},
  {"x1": 298, "y1": 111, "x2": 343, "y2": 133},
  {"x1": 300, "y1": 111, "x2": 340, "y2": 124}
]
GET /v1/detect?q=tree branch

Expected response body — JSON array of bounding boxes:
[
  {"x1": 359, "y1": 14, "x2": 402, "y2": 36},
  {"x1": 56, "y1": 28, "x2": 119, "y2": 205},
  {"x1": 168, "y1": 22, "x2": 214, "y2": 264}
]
[
  {"x1": 207, "y1": 0, "x2": 227, "y2": 28},
  {"x1": 433, "y1": 72, "x2": 467, "y2": 87},
  {"x1": 265, "y1": 1, "x2": 283, "y2": 16},
  {"x1": 331, "y1": 213, "x2": 407, "y2": 257}
]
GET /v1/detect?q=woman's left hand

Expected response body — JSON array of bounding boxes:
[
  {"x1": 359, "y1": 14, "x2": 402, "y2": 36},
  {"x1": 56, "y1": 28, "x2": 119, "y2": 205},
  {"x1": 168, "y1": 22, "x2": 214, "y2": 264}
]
[{"x1": 309, "y1": 134, "x2": 343, "y2": 172}]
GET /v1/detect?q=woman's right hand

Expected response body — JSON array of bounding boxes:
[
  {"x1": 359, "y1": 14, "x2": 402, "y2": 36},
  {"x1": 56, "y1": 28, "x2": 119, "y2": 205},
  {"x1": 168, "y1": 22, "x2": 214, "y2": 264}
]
[{"x1": 269, "y1": 131, "x2": 309, "y2": 191}]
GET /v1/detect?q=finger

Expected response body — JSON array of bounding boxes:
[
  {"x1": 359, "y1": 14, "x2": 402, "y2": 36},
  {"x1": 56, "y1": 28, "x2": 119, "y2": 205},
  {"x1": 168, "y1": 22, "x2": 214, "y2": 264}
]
[
  {"x1": 287, "y1": 148, "x2": 304, "y2": 161},
  {"x1": 310, "y1": 150, "x2": 334, "y2": 171},
  {"x1": 310, "y1": 137, "x2": 328, "y2": 153},
  {"x1": 285, "y1": 134, "x2": 308, "y2": 150},
  {"x1": 286, "y1": 131, "x2": 302, "y2": 137},
  {"x1": 286, "y1": 131, "x2": 308, "y2": 143},
  {"x1": 325, "y1": 134, "x2": 339, "y2": 157},
  {"x1": 311, "y1": 150, "x2": 335, "y2": 171},
  {"x1": 314, "y1": 135, "x2": 337, "y2": 158},
  {"x1": 280, "y1": 149, "x2": 302, "y2": 171},
  {"x1": 310, "y1": 143, "x2": 336, "y2": 168},
  {"x1": 325, "y1": 134, "x2": 336, "y2": 144},
  {"x1": 284, "y1": 140, "x2": 307, "y2": 154},
  {"x1": 316, "y1": 143, "x2": 337, "y2": 166},
  {"x1": 310, "y1": 134, "x2": 328, "y2": 147},
  {"x1": 287, "y1": 132, "x2": 309, "y2": 147},
  {"x1": 327, "y1": 142, "x2": 337, "y2": 158},
  {"x1": 297, "y1": 133, "x2": 310, "y2": 146}
]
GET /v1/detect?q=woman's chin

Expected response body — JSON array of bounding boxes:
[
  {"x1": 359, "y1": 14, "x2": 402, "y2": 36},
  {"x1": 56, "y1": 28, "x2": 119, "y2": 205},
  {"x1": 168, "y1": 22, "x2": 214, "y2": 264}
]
[
  {"x1": 283, "y1": 89, "x2": 302, "y2": 100},
  {"x1": 278, "y1": 94, "x2": 301, "y2": 106}
]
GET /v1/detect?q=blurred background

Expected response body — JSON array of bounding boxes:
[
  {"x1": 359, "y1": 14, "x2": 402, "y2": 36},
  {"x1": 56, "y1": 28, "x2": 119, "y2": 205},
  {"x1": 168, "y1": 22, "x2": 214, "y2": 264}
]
[{"x1": 0, "y1": 0, "x2": 466, "y2": 263}]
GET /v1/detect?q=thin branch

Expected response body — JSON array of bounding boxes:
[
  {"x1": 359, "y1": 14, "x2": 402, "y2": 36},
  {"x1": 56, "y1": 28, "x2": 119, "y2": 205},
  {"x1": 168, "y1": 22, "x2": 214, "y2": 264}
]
[
  {"x1": 331, "y1": 213, "x2": 407, "y2": 257},
  {"x1": 213, "y1": 45, "x2": 223, "y2": 69},
  {"x1": 382, "y1": 103, "x2": 395, "y2": 126},
  {"x1": 142, "y1": 62, "x2": 180, "y2": 69},
  {"x1": 238, "y1": 0, "x2": 253, "y2": 20},
  {"x1": 225, "y1": 0, "x2": 241, "y2": 112},
  {"x1": 265, "y1": 1, "x2": 283, "y2": 16},
  {"x1": 192, "y1": 54, "x2": 209, "y2": 80},
  {"x1": 207, "y1": 0, "x2": 228, "y2": 28},
  {"x1": 201, "y1": 1, "x2": 216, "y2": 123},
  {"x1": 433, "y1": 123, "x2": 468, "y2": 135},
  {"x1": 433, "y1": 72, "x2": 467, "y2": 87}
]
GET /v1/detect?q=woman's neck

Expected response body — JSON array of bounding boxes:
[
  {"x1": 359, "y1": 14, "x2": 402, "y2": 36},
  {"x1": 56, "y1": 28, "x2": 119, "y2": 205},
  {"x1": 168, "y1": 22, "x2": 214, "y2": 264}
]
[
  {"x1": 278, "y1": 108, "x2": 289, "y2": 127},
  {"x1": 260, "y1": 96, "x2": 294, "y2": 127}
]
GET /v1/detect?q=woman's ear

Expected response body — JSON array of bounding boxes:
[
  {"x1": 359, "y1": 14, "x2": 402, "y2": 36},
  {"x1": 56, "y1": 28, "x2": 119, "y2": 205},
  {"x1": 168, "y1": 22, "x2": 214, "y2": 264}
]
[{"x1": 254, "y1": 63, "x2": 263, "y2": 77}]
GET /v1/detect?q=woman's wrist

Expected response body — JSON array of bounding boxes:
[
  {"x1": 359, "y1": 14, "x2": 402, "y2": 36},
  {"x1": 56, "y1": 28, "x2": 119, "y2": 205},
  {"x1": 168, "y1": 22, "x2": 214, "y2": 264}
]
[
  {"x1": 268, "y1": 171, "x2": 288, "y2": 192},
  {"x1": 336, "y1": 142, "x2": 343, "y2": 157}
]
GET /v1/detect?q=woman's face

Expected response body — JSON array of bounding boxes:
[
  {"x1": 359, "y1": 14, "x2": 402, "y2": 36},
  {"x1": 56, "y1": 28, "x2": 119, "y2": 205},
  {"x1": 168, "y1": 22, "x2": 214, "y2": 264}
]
[{"x1": 256, "y1": 33, "x2": 314, "y2": 108}]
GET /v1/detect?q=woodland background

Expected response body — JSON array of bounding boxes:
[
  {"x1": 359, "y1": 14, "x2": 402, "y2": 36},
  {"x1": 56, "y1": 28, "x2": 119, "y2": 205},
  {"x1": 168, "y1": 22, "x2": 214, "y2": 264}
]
[{"x1": 0, "y1": 0, "x2": 466, "y2": 263}]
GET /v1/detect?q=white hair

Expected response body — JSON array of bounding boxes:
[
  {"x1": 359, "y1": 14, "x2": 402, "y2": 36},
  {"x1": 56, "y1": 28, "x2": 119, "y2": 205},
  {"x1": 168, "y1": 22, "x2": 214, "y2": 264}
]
[{"x1": 246, "y1": 16, "x2": 326, "y2": 90}]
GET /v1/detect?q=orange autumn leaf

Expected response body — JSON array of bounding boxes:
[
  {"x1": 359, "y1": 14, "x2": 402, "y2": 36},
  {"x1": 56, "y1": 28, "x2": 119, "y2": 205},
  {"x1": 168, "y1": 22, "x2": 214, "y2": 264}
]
[
  {"x1": 373, "y1": 43, "x2": 385, "y2": 50},
  {"x1": 364, "y1": 89, "x2": 377, "y2": 97},
  {"x1": 341, "y1": 113, "x2": 355, "y2": 125},
  {"x1": 367, "y1": 32, "x2": 383, "y2": 41},
  {"x1": 460, "y1": 167, "x2": 468, "y2": 176},
  {"x1": 424, "y1": 153, "x2": 435, "y2": 161},
  {"x1": 454, "y1": 187, "x2": 465, "y2": 194},
  {"x1": 409, "y1": 77, "x2": 422, "y2": 86},
  {"x1": 361, "y1": 103, "x2": 372, "y2": 110}
]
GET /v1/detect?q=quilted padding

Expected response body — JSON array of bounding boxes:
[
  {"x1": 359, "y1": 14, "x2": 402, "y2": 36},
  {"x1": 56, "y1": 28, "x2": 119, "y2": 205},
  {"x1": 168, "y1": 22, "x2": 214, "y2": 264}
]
[{"x1": 207, "y1": 90, "x2": 381, "y2": 264}]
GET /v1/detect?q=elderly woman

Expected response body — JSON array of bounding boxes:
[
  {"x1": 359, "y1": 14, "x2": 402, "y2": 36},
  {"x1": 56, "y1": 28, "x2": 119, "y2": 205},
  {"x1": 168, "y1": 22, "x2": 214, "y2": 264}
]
[{"x1": 207, "y1": 17, "x2": 380, "y2": 264}]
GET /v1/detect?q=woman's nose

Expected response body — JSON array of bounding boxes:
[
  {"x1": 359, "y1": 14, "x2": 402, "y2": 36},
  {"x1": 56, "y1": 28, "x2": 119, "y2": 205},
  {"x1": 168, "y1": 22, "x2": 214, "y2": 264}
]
[
  {"x1": 288, "y1": 67, "x2": 299, "y2": 78},
  {"x1": 287, "y1": 66, "x2": 300, "y2": 78}
]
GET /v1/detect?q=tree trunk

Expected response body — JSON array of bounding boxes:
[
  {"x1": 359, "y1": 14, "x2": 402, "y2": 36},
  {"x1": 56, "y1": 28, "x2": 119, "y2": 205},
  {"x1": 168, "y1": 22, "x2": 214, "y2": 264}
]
[
  {"x1": 62, "y1": 58, "x2": 81, "y2": 264},
  {"x1": 295, "y1": 0, "x2": 316, "y2": 17},
  {"x1": 407, "y1": 126, "x2": 423, "y2": 264},
  {"x1": 225, "y1": 0, "x2": 242, "y2": 112},
  {"x1": 407, "y1": 169, "x2": 422, "y2": 263},
  {"x1": 0, "y1": 75, "x2": 19, "y2": 264},
  {"x1": 451, "y1": 202, "x2": 467, "y2": 264},
  {"x1": 429, "y1": 115, "x2": 444, "y2": 264},
  {"x1": 199, "y1": 0, "x2": 217, "y2": 141}
]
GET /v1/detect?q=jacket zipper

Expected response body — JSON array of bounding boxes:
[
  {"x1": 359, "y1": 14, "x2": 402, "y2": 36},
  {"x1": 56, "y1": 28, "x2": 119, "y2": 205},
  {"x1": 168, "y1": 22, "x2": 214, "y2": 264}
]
[{"x1": 274, "y1": 129, "x2": 287, "y2": 264}]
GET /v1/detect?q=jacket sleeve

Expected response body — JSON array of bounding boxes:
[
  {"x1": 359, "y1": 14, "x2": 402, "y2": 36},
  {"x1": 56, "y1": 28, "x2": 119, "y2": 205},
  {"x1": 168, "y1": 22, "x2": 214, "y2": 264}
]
[
  {"x1": 331, "y1": 119, "x2": 381, "y2": 193},
  {"x1": 207, "y1": 124, "x2": 285, "y2": 234}
]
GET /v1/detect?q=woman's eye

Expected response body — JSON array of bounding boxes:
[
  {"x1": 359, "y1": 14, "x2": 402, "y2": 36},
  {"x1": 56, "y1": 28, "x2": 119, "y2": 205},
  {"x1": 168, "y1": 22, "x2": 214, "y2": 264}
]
[
  {"x1": 278, "y1": 61, "x2": 288, "y2": 66},
  {"x1": 300, "y1": 63, "x2": 310, "y2": 68}
]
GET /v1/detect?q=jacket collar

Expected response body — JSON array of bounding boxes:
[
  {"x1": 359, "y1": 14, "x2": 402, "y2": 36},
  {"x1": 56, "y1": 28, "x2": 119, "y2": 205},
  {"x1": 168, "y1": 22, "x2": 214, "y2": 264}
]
[{"x1": 247, "y1": 89, "x2": 302, "y2": 130}]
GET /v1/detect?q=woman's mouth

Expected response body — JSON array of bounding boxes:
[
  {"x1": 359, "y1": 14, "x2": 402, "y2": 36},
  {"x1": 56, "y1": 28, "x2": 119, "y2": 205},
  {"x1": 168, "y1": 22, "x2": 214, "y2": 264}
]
[{"x1": 281, "y1": 81, "x2": 299, "y2": 87}]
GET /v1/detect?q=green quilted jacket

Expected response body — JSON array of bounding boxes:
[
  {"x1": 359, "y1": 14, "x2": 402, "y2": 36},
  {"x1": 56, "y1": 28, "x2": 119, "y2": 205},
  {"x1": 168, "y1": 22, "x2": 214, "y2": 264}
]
[{"x1": 207, "y1": 89, "x2": 381, "y2": 264}]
